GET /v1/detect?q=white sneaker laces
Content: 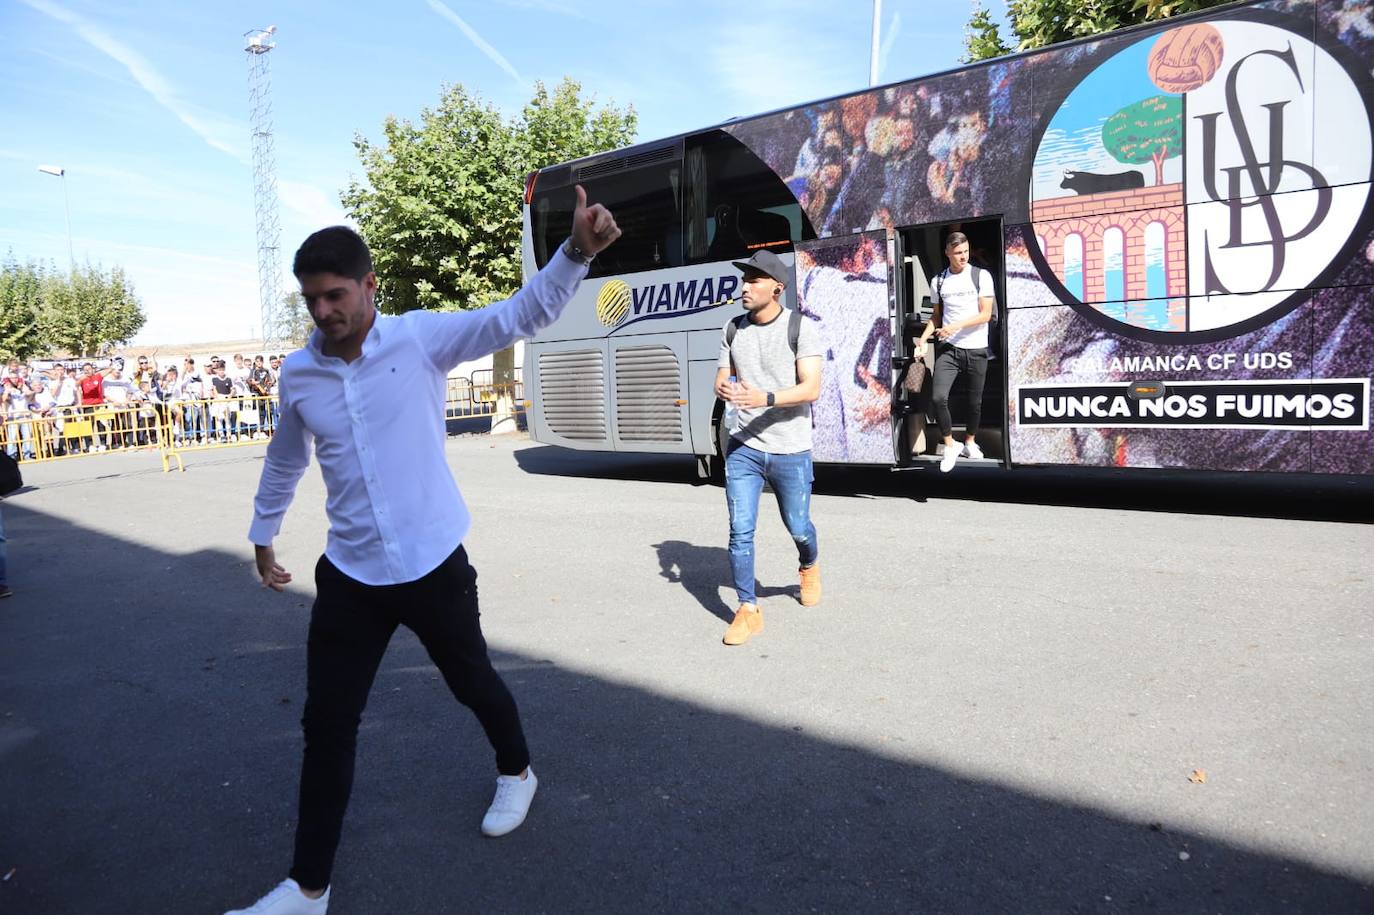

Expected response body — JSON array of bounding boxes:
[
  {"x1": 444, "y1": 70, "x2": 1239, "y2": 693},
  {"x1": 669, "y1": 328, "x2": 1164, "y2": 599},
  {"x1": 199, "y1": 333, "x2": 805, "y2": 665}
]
[{"x1": 491, "y1": 777, "x2": 520, "y2": 811}]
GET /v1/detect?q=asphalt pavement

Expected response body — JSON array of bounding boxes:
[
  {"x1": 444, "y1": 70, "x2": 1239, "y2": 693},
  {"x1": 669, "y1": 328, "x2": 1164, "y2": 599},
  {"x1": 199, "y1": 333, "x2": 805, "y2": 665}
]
[{"x1": 2, "y1": 436, "x2": 1372, "y2": 914}]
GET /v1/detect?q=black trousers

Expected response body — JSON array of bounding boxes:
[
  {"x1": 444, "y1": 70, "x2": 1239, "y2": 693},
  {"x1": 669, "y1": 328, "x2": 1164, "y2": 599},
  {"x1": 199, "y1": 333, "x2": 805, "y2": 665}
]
[
  {"x1": 289, "y1": 545, "x2": 530, "y2": 890},
  {"x1": 931, "y1": 343, "x2": 989, "y2": 440}
]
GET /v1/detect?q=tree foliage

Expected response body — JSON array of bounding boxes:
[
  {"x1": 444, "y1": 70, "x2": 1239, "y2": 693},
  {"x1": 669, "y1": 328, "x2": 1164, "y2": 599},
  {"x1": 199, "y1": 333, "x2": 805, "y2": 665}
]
[
  {"x1": 42, "y1": 264, "x2": 146, "y2": 357},
  {"x1": 0, "y1": 257, "x2": 145, "y2": 359},
  {"x1": 342, "y1": 77, "x2": 637, "y2": 315},
  {"x1": 1102, "y1": 95, "x2": 1182, "y2": 184},
  {"x1": 0, "y1": 254, "x2": 46, "y2": 360},
  {"x1": 963, "y1": 3, "x2": 1012, "y2": 63},
  {"x1": 277, "y1": 291, "x2": 315, "y2": 347},
  {"x1": 963, "y1": 0, "x2": 1236, "y2": 61}
]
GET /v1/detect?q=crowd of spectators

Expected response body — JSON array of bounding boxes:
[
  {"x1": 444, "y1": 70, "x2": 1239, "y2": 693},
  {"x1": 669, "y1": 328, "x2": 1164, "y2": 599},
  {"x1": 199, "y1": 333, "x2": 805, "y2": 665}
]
[{"x1": 1, "y1": 351, "x2": 287, "y2": 460}]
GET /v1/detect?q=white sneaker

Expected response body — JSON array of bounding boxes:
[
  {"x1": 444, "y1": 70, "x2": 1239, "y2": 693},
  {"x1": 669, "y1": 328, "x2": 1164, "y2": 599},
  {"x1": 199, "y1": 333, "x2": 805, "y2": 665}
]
[
  {"x1": 939, "y1": 444, "x2": 960, "y2": 473},
  {"x1": 481, "y1": 767, "x2": 538, "y2": 837},
  {"x1": 963, "y1": 441, "x2": 984, "y2": 460},
  {"x1": 224, "y1": 878, "x2": 329, "y2": 915}
]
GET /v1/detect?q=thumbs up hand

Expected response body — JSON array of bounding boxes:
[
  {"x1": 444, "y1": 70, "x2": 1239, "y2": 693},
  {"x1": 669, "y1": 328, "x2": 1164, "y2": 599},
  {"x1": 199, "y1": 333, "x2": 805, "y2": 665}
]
[{"x1": 570, "y1": 183, "x2": 622, "y2": 257}]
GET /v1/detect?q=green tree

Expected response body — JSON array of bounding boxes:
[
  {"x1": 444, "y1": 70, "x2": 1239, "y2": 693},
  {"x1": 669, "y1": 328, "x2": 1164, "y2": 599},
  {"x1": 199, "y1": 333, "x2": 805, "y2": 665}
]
[
  {"x1": 276, "y1": 291, "x2": 315, "y2": 347},
  {"x1": 963, "y1": 0, "x2": 1235, "y2": 61},
  {"x1": 963, "y1": 3, "x2": 1012, "y2": 63},
  {"x1": 1102, "y1": 94, "x2": 1182, "y2": 184},
  {"x1": 40, "y1": 263, "x2": 146, "y2": 357},
  {"x1": 342, "y1": 76, "x2": 636, "y2": 315},
  {"x1": 0, "y1": 255, "x2": 48, "y2": 360}
]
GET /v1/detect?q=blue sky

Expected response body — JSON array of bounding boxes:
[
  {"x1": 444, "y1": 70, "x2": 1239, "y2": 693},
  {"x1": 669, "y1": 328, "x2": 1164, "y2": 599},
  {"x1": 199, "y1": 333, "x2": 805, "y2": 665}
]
[{"x1": 1, "y1": 0, "x2": 1007, "y2": 345}]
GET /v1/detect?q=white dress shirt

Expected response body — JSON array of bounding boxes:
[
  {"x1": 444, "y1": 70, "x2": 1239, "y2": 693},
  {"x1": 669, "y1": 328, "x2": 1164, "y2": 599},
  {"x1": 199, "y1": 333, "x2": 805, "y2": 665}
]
[{"x1": 249, "y1": 249, "x2": 587, "y2": 585}]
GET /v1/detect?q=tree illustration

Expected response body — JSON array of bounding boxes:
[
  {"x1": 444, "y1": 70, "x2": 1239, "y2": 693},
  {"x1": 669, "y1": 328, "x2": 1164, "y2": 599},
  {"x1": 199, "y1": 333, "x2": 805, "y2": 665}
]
[{"x1": 1101, "y1": 95, "x2": 1182, "y2": 185}]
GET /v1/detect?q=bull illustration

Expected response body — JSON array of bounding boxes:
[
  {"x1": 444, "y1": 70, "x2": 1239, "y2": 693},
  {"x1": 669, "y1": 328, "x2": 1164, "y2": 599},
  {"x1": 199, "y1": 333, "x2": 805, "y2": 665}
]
[{"x1": 1061, "y1": 169, "x2": 1146, "y2": 194}]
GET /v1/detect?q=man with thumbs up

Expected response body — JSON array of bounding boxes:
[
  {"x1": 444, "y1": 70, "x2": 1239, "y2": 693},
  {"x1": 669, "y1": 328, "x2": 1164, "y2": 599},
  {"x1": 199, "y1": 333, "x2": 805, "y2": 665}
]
[{"x1": 229, "y1": 187, "x2": 620, "y2": 915}]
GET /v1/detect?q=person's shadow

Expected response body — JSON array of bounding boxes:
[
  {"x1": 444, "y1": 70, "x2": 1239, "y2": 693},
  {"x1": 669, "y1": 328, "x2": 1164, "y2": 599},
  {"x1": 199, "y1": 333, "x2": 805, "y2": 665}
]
[{"x1": 652, "y1": 540, "x2": 797, "y2": 622}]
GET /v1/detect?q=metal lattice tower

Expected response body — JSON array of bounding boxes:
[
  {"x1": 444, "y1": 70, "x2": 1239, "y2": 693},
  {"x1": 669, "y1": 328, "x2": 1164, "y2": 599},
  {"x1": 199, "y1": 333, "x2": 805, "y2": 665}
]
[{"x1": 245, "y1": 26, "x2": 282, "y2": 344}]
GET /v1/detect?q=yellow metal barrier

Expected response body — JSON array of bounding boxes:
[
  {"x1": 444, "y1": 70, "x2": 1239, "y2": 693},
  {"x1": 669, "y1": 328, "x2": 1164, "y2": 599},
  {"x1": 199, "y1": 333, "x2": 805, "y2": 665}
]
[
  {"x1": 8, "y1": 371, "x2": 524, "y2": 473},
  {"x1": 445, "y1": 379, "x2": 524, "y2": 419},
  {"x1": 2, "y1": 403, "x2": 169, "y2": 464},
  {"x1": 155, "y1": 395, "x2": 281, "y2": 471}
]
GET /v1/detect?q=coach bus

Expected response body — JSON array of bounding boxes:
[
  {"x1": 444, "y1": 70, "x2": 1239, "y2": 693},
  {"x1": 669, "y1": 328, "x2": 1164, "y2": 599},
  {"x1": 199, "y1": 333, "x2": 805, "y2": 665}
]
[{"x1": 520, "y1": 0, "x2": 1374, "y2": 479}]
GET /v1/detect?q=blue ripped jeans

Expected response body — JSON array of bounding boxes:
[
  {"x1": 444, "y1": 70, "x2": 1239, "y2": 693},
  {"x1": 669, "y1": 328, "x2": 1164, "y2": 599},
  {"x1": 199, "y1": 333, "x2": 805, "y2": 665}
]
[{"x1": 725, "y1": 439, "x2": 819, "y2": 605}]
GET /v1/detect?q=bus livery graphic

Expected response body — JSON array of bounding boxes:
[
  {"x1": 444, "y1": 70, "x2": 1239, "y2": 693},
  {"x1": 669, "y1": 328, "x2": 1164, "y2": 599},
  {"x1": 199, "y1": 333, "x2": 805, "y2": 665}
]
[
  {"x1": 524, "y1": 0, "x2": 1374, "y2": 477},
  {"x1": 1029, "y1": 19, "x2": 1373, "y2": 342}
]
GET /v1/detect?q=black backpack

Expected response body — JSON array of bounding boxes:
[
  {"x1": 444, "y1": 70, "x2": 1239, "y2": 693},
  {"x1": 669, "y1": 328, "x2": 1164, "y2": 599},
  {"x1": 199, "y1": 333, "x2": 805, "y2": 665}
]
[{"x1": 0, "y1": 450, "x2": 22, "y2": 496}]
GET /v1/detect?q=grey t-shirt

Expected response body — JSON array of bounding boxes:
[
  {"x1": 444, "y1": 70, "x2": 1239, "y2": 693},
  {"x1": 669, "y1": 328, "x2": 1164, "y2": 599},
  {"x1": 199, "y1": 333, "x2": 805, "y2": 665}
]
[{"x1": 716, "y1": 308, "x2": 824, "y2": 454}]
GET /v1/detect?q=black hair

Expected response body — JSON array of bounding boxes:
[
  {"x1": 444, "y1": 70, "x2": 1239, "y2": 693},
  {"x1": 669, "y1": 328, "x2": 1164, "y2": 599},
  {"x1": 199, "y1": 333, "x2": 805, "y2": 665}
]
[{"x1": 293, "y1": 225, "x2": 374, "y2": 280}]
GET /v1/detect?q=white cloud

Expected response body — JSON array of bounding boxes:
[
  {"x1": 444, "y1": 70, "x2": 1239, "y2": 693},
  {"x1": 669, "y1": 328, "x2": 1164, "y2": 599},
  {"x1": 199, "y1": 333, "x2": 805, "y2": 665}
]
[
  {"x1": 278, "y1": 180, "x2": 351, "y2": 232},
  {"x1": 425, "y1": 0, "x2": 525, "y2": 84},
  {"x1": 878, "y1": 11, "x2": 902, "y2": 82},
  {"x1": 19, "y1": 0, "x2": 246, "y2": 161}
]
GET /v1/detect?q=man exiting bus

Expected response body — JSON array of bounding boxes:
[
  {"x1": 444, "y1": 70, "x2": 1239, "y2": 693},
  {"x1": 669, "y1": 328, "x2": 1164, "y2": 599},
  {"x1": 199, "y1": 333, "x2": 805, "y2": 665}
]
[
  {"x1": 715, "y1": 249, "x2": 824, "y2": 647},
  {"x1": 227, "y1": 188, "x2": 620, "y2": 915},
  {"x1": 915, "y1": 231, "x2": 994, "y2": 472}
]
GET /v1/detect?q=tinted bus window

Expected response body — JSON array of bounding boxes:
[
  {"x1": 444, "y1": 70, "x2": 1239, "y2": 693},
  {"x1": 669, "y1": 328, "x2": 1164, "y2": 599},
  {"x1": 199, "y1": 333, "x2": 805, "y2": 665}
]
[
  {"x1": 530, "y1": 160, "x2": 683, "y2": 278},
  {"x1": 684, "y1": 129, "x2": 814, "y2": 264}
]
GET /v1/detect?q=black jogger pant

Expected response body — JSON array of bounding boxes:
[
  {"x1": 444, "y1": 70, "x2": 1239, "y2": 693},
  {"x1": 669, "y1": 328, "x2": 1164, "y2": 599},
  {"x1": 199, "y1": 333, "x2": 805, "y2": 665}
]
[
  {"x1": 289, "y1": 545, "x2": 529, "y2": 891},
  {"x1": 931, "y1": 343, "x2": 990, "y2": 441}
]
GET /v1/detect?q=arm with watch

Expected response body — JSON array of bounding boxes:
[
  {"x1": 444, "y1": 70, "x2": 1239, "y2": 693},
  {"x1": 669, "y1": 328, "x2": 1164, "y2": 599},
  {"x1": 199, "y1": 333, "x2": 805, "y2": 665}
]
[
  {"x1": 407, "y1": 185, "x2": 621, "y2": 371},
  {"x1": 723, "y1": 355, "x2": 823, "y2": 410}
]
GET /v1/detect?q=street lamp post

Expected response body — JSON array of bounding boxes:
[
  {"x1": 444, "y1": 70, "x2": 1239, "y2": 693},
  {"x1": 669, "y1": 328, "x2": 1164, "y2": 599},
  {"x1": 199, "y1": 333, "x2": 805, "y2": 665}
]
[
  {"x1": 38, "y1": 164, "x2": 75, "y2": 271},
  {"x1": 870, "y1": 0, "x2": 882, "y2": 87}
]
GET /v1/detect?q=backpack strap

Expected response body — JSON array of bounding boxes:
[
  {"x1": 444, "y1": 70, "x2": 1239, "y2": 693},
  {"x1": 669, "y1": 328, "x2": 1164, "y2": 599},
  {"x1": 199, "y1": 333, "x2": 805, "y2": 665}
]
[
  {"x1": 724, "y1": 313, "x2": 748, "y2": 376},
  {"x1": 724, "y1": 313, "x2": 748, "y2": 347},
  {"x1": 788, "y1": 308, "x2": 801, "y2": 356}
]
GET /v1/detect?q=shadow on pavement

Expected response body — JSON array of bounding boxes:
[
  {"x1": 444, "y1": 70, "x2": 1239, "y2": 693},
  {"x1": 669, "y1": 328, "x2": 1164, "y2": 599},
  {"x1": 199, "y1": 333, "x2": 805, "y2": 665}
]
[
  {"x1": 2, "y1": 502, "x2": 1371, "y2": 913},
  {"x1": 514, "y1": 444, "x2": 1374, "y2": 523},
  {"x1": 651, "y1": 540, "x2": 798, "y2": 623}
]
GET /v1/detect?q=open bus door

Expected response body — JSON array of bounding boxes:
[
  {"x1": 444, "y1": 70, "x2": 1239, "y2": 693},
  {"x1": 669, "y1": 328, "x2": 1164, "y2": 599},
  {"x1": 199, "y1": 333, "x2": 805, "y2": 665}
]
[
  {"x1": 892, "y1": 218, "x2": 1007, "y2": 468},
  {"x1": 791, "y1": 230, "x2": 901, "y2": 466}
]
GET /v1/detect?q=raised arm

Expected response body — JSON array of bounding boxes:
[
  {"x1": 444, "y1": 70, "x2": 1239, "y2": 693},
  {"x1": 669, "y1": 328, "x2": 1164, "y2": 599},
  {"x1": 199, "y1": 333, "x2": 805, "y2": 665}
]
[{"x1": 411, "y1": 185, "x2": 621, "y2": 372}]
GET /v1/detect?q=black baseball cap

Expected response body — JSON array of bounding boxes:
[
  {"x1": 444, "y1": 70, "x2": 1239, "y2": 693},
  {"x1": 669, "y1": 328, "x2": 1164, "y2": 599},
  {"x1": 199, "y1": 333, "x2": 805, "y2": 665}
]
[{"x1": 732, "y1": 249, "x2": 791, "y2": 286}]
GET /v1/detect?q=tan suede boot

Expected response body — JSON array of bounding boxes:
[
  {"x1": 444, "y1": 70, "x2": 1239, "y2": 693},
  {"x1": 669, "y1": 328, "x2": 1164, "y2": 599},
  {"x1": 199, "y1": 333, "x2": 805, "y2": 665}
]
[
  {"x1": 723, "y1": 603, "x2": 763, "y2": 645},
  {"x1": 799, "y1": 564, "x2": 821, "y2": 606}
]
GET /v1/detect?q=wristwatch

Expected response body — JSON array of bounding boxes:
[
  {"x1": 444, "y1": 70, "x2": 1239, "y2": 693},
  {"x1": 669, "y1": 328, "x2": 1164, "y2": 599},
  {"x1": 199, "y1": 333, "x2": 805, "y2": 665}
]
[
  {"x1": 562, "y1": 239, "x2": 595, "y2": 266},
  {"x1": 766, "y1": 391, "x2": 776, "y2": 407}
]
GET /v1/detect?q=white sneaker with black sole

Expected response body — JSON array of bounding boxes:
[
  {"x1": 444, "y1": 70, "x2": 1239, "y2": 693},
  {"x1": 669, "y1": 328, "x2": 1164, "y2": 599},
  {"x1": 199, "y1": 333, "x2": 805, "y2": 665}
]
[
  {"x1": 963, "y1": 441, "x2": 984, "y2": 460},
  {"x1": 939, "y1": 444, "x2": 960, "y2": 473},
  {"x1": 481, "y1": 767, "x2": 538, "y2": 837},
  {"x1": 224, "y1": 878, "x2": 329, "y2": 915}
]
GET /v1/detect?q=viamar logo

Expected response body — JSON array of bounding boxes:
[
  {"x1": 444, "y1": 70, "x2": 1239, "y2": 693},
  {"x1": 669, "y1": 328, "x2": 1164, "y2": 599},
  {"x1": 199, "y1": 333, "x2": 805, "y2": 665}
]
[
  {"x1": 593, "y1": 274, "x2": 740, "y2": 332},
  {"x1": 596, "y1": 280, "x2": 632, "y2": 327}
]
